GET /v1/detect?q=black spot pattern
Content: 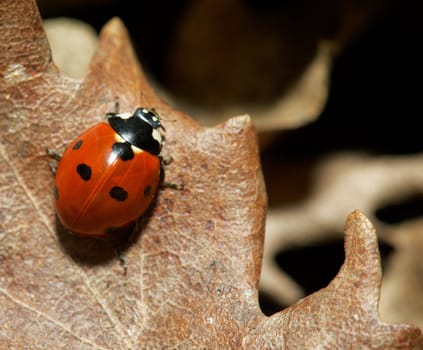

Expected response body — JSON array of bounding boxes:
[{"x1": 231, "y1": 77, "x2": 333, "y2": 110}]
[
  {"x1": 76, "y1": 163, "x2": 92, "y2": 181},
  {"x1": 72, "y1": 140, "x2": 83, "y2": 150},
  {"x1": 112, "y1": 142, "x2": 134, "y2": 161},
  {"x1": 54, "y1": 186, "x2": 59, "y2": 200},
  {"x1": 109, "y1": 186, "x2": 128, "y2": 201},
  {"x1": 144, "y1": 185, "x2": 151, "y2": 197}
]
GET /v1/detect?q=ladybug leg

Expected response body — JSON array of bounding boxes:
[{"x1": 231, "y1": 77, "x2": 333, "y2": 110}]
[
  {"x1": 110, "y1": 220, "x2": 138, "y2": 276},
  {"x1": 159, "y1": 158, "x2": 184, "y2": 190},
  {"x1": 46, "y1": 148, "x2": 61, "y2": 174},
  {"x1": 105, "y1": 97, "x2": 120, "y2": 119},
  {"x1": 46, "y1": 148, "x2": 61, "y2": 161},
  {"x1": 115, "y1": 248, "x2": 128, "y2": 276},
  {"x1": 162, "y1": 181, "x2": 184, "y2": 190},
  {"x1": 160, "y1": 155, "x2": 173, "y2": 166},
  {"x1": 113, "y1": 96, "x2": 120, "y2": 113}
]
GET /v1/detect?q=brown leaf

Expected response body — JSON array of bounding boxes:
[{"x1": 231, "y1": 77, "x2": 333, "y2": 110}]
[
  {"x1": 43, "y1": 17, "x2": 98, "y2": 79},
  {"x1": 0, "y1": 1, "x2": 421, "y2": 349},
  {"x1": 380, "y1": 218, "x2": 423, "y2": 329},
  {"x1": 261, "y1": 153, "x2": 423, "y2": 318},
  {"x1": 247, "y1": 211, "x2": 423, "y2": 349}
]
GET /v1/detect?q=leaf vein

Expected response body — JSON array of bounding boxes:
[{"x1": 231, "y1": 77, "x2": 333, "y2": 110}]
[{"x1": 0, "y1": 287, "x2": 110, "y2": 350}]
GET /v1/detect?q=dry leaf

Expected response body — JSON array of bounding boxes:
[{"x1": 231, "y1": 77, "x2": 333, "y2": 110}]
[
  {"x1": 43, "y1": 17, "x2": 98, "y2": 79},
  {"x1": 0, "y1": 1, "x2": 422, "y2": 349},
  {"x1": 380, "y1": 218, "x2": 423, "y2": 329},
  {"x1": 261, "y1": 153, "x2": 423, "y2": 320},
  {"x1": 246, "y1": 211, "x2": 423, "y2": 349}
]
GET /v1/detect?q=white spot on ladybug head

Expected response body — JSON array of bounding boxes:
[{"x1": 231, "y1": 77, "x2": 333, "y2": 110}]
[
  {"x1": 142, "y1": 109, "x2": 159, "y2": 122},
  {"x1": 139, "y1": 108, "x2": 160, "y2": 126},
  {"x1": 152, "y1": 128, "x2": 162, "y2": 145},
  {"x1": 115, "y1": 112, "x2": 132, "y2": 120}
]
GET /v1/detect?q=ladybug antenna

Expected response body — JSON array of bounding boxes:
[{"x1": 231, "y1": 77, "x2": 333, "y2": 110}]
[
  {"x1": 113, "y1": 96, "x2": 120, "y2": 113},
  {"x1": 161, "y1": 117, "x2": 177, "y2": 123},
  {"x1": 154, "y1": 111, "x2": 177, "y2": 124},
  {"x1": 149, "y1": 107, "x2": 177, "y2": 129}
]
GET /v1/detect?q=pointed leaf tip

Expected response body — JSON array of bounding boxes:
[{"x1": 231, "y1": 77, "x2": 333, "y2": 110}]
[
  {"x1": 100, "y1": 16, "x2": 127, "y2": 36},
  {"x1": 0, "y1": 0, "x2": 51, "y2": 75},
  {"x1": 341, "y1": 210, "x2": 382, "y2": 286}
]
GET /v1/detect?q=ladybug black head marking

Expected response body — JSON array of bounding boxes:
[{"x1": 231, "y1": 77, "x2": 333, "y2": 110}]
[
  {"x1": 107, "y1": 107, "x2": 163, "y2": 155},
  {"x1": 134, "y1": 108, "x2": 164, "y2": 131}
]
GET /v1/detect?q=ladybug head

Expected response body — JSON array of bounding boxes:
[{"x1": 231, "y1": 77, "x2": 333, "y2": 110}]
[
  {"x1": 134, "y1": 108, "x2": 164, "y2": 131},
  {"x1": 108, "y1": 107, "x2": 164, "y2": 155}
]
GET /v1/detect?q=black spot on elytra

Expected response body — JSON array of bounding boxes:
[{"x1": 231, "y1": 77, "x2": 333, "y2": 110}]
[
  {"x1": 72, "y1": 140, "x2": 83, "y2": 150},
  {"x1": 112, "y1": 142, "x2": 134, "y2": 161},
  {"x1": 76, "y1": 163, "x2": 92, "y2": 181},
  {"x1": 54, "y1": 186, "x2": 59, "y2": 200},
  {"x1": 144, "y1": 185, "x2": 152, "y2": 197},
  {"x1": 110, "y1": 186, "x2": 128, "y2": 201}
]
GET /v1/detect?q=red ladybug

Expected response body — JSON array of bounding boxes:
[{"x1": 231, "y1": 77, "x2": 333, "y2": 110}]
[{"x1": 53, "y1": 107, "x2": 164, "y2": 238}]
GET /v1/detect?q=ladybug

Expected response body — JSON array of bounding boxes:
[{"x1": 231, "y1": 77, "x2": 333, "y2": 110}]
[{"x1": 52, "y1": 107, "x2": 165, "y2": 238}]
